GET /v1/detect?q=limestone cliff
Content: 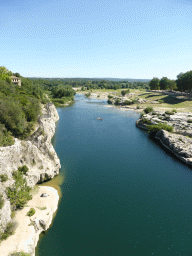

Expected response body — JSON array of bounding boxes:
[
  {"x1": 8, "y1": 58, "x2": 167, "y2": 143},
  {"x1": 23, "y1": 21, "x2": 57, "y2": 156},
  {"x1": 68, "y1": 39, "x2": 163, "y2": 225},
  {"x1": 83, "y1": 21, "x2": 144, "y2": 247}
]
[
  {"x1": 136, "y1": 111, "x2": 192, "y2": 166},
  {"x1": 0, "y1": 103, "x2": 61, "y2": 233}
]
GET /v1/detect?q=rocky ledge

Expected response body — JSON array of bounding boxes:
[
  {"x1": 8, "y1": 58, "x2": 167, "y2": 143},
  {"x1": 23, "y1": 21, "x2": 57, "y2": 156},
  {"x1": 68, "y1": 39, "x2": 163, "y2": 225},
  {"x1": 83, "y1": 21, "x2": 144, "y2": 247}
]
[
  {"x1": 136, "y1": 111, "x2": 192, "y2": 166},
  {"x1": 0, "y1": 103, "x2": 61, "y2": 255}
]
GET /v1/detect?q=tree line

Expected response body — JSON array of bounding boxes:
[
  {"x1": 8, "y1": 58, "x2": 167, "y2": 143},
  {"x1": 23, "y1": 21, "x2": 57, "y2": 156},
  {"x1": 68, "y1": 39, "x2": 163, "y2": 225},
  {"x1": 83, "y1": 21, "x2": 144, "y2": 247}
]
[{"x1": 149, "y1": 70, "x2": 192, "y2": 93}]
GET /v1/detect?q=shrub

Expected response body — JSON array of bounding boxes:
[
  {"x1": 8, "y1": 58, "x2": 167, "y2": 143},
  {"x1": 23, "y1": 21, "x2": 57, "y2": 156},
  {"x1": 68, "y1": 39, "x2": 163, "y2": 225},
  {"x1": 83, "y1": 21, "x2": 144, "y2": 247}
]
[
  {"x1": 9, "y1": 252, "x2": 31, "y2": 256},
  {"x1": 115, "y1": 98, "x2": 120, "y2": 105},
  {"x1": 144, "y1": 106, "x2": 153, "y2": 114},
  {"x1": 85, "y1": 92, "x2": 91, "y2": 98},
  {"x1": 142, "y1": 118, "x2": 152, "y2": 124},
  {"x1": 140, "y1": 112, "x2": 144, "y2": 118},
  {"x1": 18, "y1": 165, "x2": 29, "y2": 175},
  {"x1": 0, "y1": 194, "x2": 4, "y2": 209},
  {"x1": 6, "y1": 170, "x2": 32, "y2": 210},
  {"x1": 27, "y1": 208, "x2": 35, "y2": 217},
  {"x1": 0, "y1": 221, "x2": 17, "y2": 241},
  {"x1": 107, "y1": 100, "x2": 112, "y2": 104},
  {"x1": 136, "y1": 105, "x2": 140, "y2": 109},
  {"x1": 0, "y1": 174, "x2": 8, "y2": 182},
  {"x1": 124, "y1": 100, "x2": 132, "y2": 105},
  {"x1": 165, "y1": 110, "x2": 175, "y2": 115},
  {"x1": 158, "y1": 100, "x2": 164, "y2": 104},
  {"x1": 152, "y1": 111, "x2": 157, "y2": 115},
  {"x1": 0, "y1": 123, "x2": 14, "y2": 147},
  {"x1": 108, "y1": 95, "x2": 113, "y2": 99},
  {"x1": 121, "y1": 89, "x2": 130, "y2": 96},
  {"x1": 147, "y1": 123, "x2": 174, "y2": 137},
  {"x1": 187, "y1": 119, "x2": 192, "y2": 123}
]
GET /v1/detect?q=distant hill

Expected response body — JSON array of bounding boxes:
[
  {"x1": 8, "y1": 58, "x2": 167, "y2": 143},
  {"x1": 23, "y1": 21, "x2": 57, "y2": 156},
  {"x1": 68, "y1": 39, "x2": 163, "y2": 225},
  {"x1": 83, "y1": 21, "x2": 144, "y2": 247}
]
[{"x1": 28, "y1": 77, "x2": 151, "y2": 83}]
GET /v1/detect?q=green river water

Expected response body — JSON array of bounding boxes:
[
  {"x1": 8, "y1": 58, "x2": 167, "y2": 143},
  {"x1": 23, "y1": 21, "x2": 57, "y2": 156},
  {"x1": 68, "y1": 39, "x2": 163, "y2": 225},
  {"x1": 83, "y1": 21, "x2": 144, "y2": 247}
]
[{"x1": 36, "y1": 93, "x2": 192, "y2": 256}]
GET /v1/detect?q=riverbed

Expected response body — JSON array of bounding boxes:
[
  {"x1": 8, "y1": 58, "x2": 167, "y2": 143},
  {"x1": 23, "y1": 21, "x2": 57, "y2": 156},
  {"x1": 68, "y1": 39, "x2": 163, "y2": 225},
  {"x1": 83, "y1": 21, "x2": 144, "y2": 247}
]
[{"x1": 36, "y1": 93, "x2": 192, "y2": 256}]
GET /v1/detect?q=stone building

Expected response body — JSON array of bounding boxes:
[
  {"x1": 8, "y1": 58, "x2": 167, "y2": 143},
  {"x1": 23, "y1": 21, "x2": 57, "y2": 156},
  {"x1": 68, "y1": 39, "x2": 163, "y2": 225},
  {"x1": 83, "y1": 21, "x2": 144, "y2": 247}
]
[{"x1": 11, "y1": 76, "x2": 21, "y2": 86}]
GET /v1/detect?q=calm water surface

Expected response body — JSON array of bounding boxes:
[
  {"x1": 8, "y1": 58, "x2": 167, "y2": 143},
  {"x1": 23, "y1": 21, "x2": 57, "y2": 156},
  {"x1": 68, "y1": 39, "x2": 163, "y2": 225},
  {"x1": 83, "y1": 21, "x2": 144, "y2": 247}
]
[{"x1": 36, "y1": 94, "x2": 192, "y2": 256}]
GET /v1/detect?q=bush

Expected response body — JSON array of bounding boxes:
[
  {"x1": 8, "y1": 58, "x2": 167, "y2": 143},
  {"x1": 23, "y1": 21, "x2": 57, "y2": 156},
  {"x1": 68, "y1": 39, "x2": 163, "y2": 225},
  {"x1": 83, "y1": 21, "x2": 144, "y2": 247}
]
[
  {"x1": 124, "y1": 100, "x2": 132, "y2": 105},
  {"x1": 140, "y1": 112, "x2": 144, "y2": 118},
  {"x1": 0, "y1": 194, "x2": 4, "y2": 209},
  {"x1": 144, "y1": 106, "x2": 153, "y2": 114},
  {"x1": 18, "y1": 165, "x2": 29, "y2": 175},
  {"x1": 6, "y1": 169, "x2": 32, "y2": 210},
  {"x1": 115, "y1": 98, "x2": 120, "y2": 105},
  {"x1": 0, "y1": 174, "x2": 8, "y2": 182},
  {"x1": 27, "y1": 208, "x2": 35, "y2": 217},
  {"x1": 147, "y1": 123, "x2": 174, "y2": 137},
  {"x1": 9, "y1": 252, "x2": 31, "y2": 256},
  {"x1": 0, "y1": 221, "x2": 17, "y2": 241},
  {"x1": 142, "y1": 118, "x2": 152, "y2": 124},
  {"x1": 187, "y1": 119, "x2": 192, "y2": 123},
  {"x1": 165, "y1": 110, "x2": 175, "y2": 115},
  {"x1": 107, "y1": 100, "x2": 112, "y2": 104},
  {"x1": 85, "y1": 92, "x2": 91, "y2": 98},
  {"x1": 121, "y1": 89, "x2": 130, "y2": 96}
]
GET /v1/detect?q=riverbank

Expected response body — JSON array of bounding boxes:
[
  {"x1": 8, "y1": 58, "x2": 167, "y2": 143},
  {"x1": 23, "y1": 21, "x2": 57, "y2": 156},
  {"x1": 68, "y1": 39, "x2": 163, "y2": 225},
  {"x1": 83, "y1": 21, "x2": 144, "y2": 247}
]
[
  {"x1": 0, "y1": 103, "x2": 61, "y2": 256},
  {"x1": 136, "y1": 111, "x2": 192, "y2": 166},
  {"x1": 76, "y1": 90, "x2": 191, "y2": 113},
  {"x1": 78, "y1": 91, "x2": 192, "y2": 167},
  {"x1": 0, "y1": 186, "x2": 59, "y2": 256}
]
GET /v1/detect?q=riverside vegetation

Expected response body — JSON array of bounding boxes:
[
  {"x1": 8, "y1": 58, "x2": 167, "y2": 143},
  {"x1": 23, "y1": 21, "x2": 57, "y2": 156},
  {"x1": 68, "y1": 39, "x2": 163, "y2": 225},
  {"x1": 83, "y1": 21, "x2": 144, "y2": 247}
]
[
  {"x1": 0, "y1": 66, "x2": 75, "y2": 147},
  {"x1": 0, "y1": 66, "x2": 63, "y2": 255}
]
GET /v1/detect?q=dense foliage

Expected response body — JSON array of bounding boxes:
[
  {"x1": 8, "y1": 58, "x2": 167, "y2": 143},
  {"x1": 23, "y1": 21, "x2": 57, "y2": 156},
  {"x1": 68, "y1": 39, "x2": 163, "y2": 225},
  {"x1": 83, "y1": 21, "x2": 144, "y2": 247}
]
[
  {"x1": 176, "y1": 70, "x2": 192, "y2": 93},
  {"x1": 6, "y1": 166, "x2": 32, "y2": 210},
  {"x1": 0, "y1": 74, "x2": 43, "y2": 145},
  {"x1": 30, "y1": 77, "x2": 150, "y2": 91}
]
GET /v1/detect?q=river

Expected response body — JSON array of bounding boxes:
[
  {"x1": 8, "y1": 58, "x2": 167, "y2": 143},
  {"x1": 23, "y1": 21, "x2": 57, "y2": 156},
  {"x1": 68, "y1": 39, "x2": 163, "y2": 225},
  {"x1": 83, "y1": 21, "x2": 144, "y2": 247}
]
[{"x1": 36, "y1": 93, "x2": 192, "y2": 256}]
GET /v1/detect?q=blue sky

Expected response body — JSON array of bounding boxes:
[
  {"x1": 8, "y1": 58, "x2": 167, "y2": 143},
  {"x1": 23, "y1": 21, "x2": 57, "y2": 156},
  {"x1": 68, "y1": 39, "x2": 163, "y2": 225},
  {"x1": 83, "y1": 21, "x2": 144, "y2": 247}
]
[{"x1": 0, "y1": 0, "x2": 192, "y2": 79}]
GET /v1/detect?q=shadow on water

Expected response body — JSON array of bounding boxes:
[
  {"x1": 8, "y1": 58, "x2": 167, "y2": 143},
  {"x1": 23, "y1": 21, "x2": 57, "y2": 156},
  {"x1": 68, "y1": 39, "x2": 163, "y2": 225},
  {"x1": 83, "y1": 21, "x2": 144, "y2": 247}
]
[{"x1": 137, "y1": 126, "x2": 192, "y2": 171}]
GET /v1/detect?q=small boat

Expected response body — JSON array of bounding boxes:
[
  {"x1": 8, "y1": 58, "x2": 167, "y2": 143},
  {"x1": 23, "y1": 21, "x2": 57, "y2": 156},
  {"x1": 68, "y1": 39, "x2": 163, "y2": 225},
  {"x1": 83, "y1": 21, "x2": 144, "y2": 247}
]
[{"x1": 97, "y1": 117, "x2": 103, "y2": 120}]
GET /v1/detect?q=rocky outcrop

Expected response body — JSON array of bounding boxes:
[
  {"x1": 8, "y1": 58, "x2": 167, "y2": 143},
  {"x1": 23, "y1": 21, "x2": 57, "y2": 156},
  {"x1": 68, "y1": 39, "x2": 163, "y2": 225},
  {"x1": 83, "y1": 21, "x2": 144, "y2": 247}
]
[
  {"x1": 155, "y1": 130, "x2": 192, "y2": 165},
  {"x1": 0, "y1": 103, "x2": 60, "y2": 235},
  {"x1": 136, "y1": 111, "x2": 192, "y2": 166}
]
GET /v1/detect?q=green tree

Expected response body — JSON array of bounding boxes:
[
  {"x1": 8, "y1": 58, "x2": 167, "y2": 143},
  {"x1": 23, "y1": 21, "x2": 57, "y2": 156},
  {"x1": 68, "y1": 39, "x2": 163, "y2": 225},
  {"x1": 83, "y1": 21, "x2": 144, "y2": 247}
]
[
  {"x1": 6, "y1": 170, "x2": 32, "y2": 210},
  {"x1": 176, "y1": 70, "x2": 192, "y2": 94},
  {"x1": 149, "y1": 78, "x2": 160, "y2": 90},
  {"x1": 159, "y1": 77, "x2": 169, "y2": 90},
  {"x1": 121, "y1": 89, "x2": 130, "y2": 96},
  {"x1": 0, "y1": 66, "x2": 12, "y2": 81}
]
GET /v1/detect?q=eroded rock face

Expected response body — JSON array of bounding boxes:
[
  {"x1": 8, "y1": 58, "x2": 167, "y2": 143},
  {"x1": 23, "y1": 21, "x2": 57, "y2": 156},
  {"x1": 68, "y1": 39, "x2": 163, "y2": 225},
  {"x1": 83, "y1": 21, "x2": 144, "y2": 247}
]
[
  {"x1": 0, "y1": 103, "x2": 60, "y2": 233},
  {"x1": 136, "y1": 111, "x2": 192, "y2": 166}
]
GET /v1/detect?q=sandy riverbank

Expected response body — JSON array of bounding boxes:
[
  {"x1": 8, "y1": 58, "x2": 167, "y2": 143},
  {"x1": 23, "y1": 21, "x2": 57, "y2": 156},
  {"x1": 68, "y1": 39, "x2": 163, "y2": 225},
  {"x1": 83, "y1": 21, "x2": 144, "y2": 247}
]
[{"x1": 0, "y1": 186, "x2": 59, "y2": 256}]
